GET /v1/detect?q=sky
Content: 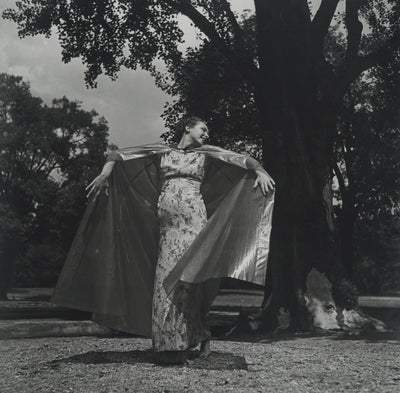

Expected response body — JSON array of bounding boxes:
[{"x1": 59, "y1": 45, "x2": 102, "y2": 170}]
[{"x1": 0, "y1": 0, "x2": 326, "y2": 147}]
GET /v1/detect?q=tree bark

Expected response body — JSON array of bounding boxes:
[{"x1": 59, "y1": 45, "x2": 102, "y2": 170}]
[{"x1": 254, "y1": 0, "x2": 341, "y2": 330}]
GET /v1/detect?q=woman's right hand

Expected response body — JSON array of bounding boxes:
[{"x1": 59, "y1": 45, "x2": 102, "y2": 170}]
[
  {"x1": 86, "y1": 173, "x2": 109, "y2": 199},
  {"x1": 86, "y1": 161, "x2": 116, "y2": 199}
]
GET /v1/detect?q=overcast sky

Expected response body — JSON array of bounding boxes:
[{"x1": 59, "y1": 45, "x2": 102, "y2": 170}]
[{"x1": 0, "y1": 1, "x2": 326, "y2": 147}]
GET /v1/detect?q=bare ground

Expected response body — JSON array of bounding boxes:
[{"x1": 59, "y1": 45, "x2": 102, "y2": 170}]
[{"x1": 1, "y1": 332, "x2": 399, "y2": 393}]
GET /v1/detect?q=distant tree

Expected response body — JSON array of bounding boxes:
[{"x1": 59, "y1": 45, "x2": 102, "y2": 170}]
[
  {"x1": 334, "y1": 53, "x2": 400, "y2": 291},
  {"x1": 0, "y1": 73, "x2": 109, "y2": 298},
  {"x1": 4, "y1": 0, "x2": 399, "y2": 329}
]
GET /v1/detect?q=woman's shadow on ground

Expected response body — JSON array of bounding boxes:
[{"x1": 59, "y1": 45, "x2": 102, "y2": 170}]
[{"x1": 49, "y1": 350, "x2": 248, "y2": 370}]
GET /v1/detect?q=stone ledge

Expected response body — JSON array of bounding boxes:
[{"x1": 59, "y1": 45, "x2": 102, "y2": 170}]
[
  {"x1": 0, "y1": 319, "x2": 112, "y2": 339},
  {"x1": 358, "y1": 296, "x2": 400, "y2": 308},
  {"x1": 0, "y1": 311, "x2": 239, "y2": 339}
]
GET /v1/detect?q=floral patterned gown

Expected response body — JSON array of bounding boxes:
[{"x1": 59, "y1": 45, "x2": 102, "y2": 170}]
[{"x1": 152, "y1": 148, "x2": 211, "y2": 352}]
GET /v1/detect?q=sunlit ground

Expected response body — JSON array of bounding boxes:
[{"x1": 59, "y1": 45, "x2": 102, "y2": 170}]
[{"x1": 1, "y1": 334, "x2": 399, "y2": 393}]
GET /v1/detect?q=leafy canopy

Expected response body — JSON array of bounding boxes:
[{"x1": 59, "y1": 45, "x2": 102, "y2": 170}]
[{"x1": 0, "y1": 73, "x2": 110, "y2": 286}]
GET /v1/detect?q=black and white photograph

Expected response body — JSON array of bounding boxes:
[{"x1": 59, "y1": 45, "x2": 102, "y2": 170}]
[{"x1": 0, "y1": 0, "x2": 399, "y2": 392}]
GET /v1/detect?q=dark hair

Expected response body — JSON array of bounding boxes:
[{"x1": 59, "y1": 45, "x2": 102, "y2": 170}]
[{"x1": 173, "y1": 116, "x2": 206, "y2": 142}]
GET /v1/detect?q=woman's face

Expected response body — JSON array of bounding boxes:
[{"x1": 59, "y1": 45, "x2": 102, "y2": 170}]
[{"x1": 186, "y1": 121, "x2": 209, "y2": 146}]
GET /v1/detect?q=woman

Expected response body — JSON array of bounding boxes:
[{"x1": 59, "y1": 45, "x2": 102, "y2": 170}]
[{"x1": 52, "y1": 116, "x2": 275, "y2": 364}]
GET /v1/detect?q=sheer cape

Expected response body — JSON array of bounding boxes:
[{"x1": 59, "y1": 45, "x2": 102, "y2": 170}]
[{"x1": 52, "y1": 144, "x2": 274, "y2": 336}]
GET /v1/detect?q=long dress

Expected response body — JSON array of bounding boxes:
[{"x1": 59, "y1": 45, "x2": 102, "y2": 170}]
[
  {"x1": 51, "y1": 143, "x2": 275, "y2": 339},
  {"x1": 152, "y1": 148, "x2": 210, "y2": 351}
]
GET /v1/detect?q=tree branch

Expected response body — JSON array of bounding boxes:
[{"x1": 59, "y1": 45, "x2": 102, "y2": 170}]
[
  {"x1": 219, "y1": 0, "x2": 245, "y2": 46},
  {"x1": 311, "y1": 0, "x2": 340, "y2": 56},
  {"x1": 341, "y1": 140, "x2": 352, "y2": 184},
  {"x1": 44, "y1": 163, "x2": 60, "y2": 179},
  {"x1": 344, "y1": 0, "x2": 363, "y2": 63},
  {"x1": 354, "y1": 33, "x2": 400, "y2": 74},
  {"x1": 164, "y1": 0, "x2": 259, "y2": 82},
  {"x1": 35, "y1": 154, "x2": 52, "y2": 173},
  {"x1": 28, "y1": 150, "x2": 37, "y2": 174},
  {"x1": 334, "y1": 30, "x2": 400, "y2": 96},
  {"x1": 333, "y1": 160, "x2": 347, "y2": 197}
]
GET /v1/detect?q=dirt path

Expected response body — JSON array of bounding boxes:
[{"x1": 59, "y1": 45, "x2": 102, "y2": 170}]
[{"x1": 1, "y1": 333, "x2": 399, "y2": 392}]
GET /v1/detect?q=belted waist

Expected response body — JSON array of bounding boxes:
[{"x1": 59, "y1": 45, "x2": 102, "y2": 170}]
[{"x1": 161, "y1": 174, "x2": 202, "y2": 183}]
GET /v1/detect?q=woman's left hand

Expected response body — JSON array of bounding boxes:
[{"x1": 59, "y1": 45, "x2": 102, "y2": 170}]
[{"x1": 254, "y1": 170, "x2": 275, "y2": 196}]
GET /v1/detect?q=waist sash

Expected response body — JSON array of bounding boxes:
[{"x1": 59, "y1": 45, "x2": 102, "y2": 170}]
[{"x1": 161, "y1": 174, "x2": 202, "y2": 184}]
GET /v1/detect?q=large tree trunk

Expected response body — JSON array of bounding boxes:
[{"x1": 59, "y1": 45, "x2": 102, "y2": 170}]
[{"x1": 254, "y1": 0, "x2": 342, "y2": 330}]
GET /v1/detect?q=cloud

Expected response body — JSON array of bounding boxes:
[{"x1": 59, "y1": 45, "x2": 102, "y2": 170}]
[{"x1": 0, "y1": 0, "x2": 169, "y2": 147}]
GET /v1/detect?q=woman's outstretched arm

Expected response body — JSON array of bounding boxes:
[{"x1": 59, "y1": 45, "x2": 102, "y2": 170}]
[
  {"x1": 86, "y1": 151, "x2": 124, "y2": 198},
  {"x1": 86, "y1": 156, "x2": 119, "y2": 199},
  {"x1": 245, "y1": 157, "x2": 275, "y2": 196}
]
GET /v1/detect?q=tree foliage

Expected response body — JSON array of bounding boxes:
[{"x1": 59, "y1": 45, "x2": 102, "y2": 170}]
[
  {"x1": 334, "y1": 50, "x2": 400, "y2": 293},
  {"x1": 0, "y1": 73, "x2": 109, "y2": 294},
  {"x1": 158, "y1": 13, "x2": 261, "y2": 154}
]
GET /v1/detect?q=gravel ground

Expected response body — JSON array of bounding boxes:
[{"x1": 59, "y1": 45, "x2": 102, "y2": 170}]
[{"x1": 1, "y1": 332, "x2": 399, "y2": 393}]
